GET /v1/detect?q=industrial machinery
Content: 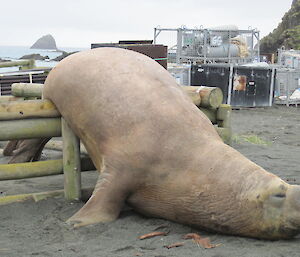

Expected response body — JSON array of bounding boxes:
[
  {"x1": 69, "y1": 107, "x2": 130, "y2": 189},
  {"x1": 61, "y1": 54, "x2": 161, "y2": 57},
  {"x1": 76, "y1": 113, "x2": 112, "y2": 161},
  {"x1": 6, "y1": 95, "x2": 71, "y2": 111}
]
[{"x1": 154, "y1": 25, "x2": 260, "y2": 64}]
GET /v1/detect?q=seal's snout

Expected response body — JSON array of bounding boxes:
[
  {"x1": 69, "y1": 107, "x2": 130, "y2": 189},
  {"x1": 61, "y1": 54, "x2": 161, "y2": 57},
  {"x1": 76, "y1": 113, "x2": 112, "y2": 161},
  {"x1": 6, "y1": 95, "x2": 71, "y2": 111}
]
[
  {"x1": 284, "y1": 185, "x2": 300, "y2": 235},
  {"x1": 287, "y1": 185, "x2": 300, "y2": 212}
]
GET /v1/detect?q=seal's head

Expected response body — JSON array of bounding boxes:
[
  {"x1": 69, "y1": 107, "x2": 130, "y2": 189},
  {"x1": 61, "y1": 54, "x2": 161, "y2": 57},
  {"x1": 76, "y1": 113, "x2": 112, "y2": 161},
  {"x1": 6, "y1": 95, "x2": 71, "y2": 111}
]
[
  {"x1": 259, "y1": 183, "x2": 300, "y2": 239},
  {"x1": 202, "y1": 174, "x2": 300, "y2": 239},
  {"x1": 128, "y1": 146, "x2": 300, "y2": 240},
  {"x1": 197, "y1": 173, "x2": 300, "y2": 240}
]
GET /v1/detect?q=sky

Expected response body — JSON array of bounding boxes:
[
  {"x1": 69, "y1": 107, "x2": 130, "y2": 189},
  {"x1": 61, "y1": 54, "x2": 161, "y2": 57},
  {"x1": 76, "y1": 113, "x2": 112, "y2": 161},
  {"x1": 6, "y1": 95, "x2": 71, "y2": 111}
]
[{"x1": 0, "y1": 0, "x2": 293, "y2": 48}]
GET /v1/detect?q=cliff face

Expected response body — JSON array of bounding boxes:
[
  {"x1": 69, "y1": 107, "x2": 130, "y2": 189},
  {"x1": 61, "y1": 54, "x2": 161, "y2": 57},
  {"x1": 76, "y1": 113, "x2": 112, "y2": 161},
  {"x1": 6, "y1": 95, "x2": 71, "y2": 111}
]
[
  {"x1": 30, "y1": 34, "x2": 57, "y2": 50},
  {"x1": 260, "y1": 0, "x2": 300, "y2": 53}
]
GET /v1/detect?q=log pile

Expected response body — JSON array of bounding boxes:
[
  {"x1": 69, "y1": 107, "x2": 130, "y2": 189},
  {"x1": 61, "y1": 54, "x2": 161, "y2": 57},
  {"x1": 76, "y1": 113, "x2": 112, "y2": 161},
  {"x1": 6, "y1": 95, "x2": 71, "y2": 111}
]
[
  {"x1": 11, "y1": 83, "x2": 43, "y2": 98},
  {"x1": 181, "y1": 86, "x2": 232, "y2": 144},
  {"x1": 0, "y1": 83, "x2": 232, "y2": 205}
]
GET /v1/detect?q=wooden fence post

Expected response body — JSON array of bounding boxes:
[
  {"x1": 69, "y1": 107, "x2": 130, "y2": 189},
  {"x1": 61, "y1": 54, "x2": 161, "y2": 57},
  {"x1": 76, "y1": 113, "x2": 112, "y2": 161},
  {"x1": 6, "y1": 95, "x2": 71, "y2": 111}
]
[{"x1": 62, "y1": 118, "x2": 81, "y2": 201}]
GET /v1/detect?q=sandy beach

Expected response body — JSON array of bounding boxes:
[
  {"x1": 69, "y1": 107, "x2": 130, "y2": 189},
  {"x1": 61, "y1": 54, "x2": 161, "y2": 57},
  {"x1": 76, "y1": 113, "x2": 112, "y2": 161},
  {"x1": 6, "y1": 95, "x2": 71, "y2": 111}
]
[{"x1": 0, "y1": 105, "x2": 299, "y2": 257}]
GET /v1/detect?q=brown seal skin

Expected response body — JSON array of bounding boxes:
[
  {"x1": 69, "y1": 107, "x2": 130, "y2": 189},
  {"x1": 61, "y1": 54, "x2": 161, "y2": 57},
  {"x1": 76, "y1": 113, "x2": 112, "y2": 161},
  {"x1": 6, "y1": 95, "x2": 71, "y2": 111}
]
[{"x1": 27, "y1": 47, "x2": 300, "y2": 239}]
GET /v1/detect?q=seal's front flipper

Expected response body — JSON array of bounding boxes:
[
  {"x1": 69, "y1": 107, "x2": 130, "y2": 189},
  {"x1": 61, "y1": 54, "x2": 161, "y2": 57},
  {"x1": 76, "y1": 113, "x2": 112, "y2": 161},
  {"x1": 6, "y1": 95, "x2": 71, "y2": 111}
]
[{"x1": 67, "y1": 167, "x2": 129, "y2": 228}]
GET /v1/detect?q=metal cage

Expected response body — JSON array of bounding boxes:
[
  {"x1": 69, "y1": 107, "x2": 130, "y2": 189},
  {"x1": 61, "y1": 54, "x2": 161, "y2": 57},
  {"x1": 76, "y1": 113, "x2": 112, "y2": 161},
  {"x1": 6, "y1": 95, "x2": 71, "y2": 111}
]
[{"x1": 154, "y1": 26, "x2": 260, "y2": 64}]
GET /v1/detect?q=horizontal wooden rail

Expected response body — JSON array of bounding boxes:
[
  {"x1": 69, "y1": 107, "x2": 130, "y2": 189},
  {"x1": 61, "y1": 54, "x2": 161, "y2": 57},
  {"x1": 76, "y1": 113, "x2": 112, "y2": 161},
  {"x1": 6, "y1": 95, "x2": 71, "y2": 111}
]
[
  {"x1": 0, "y1": 60, "x2": 34, "y2": 69},
  {"x1": 0, "y1": 157, "x2": 95, "y2": 180},
  {"x1": 45, "y1": 140, "x2": 88, "y2": 155},
  {"x1": 0, "y1": 99, "x2": 60, "y2": 121},
  {"x1": 0, "y1": 187, "x2": 93, "y2": 206},
  {"x1": 0, "y1": 118, "x2": 61, "y2": 140},
  {"x1": 0, "y1": 96, "x2": 25, "y2": 102}
]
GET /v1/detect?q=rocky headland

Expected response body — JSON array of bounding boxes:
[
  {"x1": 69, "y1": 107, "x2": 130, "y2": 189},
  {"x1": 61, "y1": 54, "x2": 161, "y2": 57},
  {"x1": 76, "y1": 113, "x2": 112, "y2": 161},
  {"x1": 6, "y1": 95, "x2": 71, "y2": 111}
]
[{"x1": 30, "y1": 34, "x2": 57, "y2": 50}]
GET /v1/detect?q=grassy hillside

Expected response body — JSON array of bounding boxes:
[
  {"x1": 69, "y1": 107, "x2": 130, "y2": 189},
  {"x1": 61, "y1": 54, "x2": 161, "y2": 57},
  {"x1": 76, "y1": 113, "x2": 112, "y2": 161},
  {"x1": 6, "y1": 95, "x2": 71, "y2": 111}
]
[{"x1": 260, "y1": 0, "x2": 300, "y2": 53}]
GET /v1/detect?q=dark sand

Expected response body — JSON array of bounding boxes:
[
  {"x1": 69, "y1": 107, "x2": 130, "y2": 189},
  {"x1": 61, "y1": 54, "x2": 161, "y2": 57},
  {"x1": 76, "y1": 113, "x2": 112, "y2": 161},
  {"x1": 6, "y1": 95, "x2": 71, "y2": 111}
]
[{"x1": 0, "y1": 106, "x2": 299, "y2": 257}]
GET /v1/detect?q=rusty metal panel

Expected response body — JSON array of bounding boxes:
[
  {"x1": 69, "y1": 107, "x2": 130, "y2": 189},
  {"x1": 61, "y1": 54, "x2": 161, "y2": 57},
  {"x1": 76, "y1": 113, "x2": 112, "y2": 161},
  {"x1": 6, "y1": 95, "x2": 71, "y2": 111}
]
[
  {"x1": 125, "y1": 44, "x2": 167, "y2": 69},
  {"x1": 118, "y1": 40, "x2": 153, "y2": 45},
  {"x1": 91, "y1": 43, "x2": 118, "y2": 48},
  {"x1": 91, "y1": 43, "x2": 168, "y2": 69}
]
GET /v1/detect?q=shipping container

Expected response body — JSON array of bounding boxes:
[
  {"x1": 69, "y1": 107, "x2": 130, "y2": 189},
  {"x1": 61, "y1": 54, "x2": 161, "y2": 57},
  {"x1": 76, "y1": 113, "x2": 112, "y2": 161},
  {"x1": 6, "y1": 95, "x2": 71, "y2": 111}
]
[{"x1": 191, "y1": 64, "x2": 275, "y2": 107}]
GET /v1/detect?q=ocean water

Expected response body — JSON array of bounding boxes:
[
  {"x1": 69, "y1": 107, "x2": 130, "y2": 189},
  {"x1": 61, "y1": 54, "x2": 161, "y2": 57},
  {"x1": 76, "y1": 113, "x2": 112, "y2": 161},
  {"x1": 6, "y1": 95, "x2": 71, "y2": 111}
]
[{"x1": 0, "y1": 45, "x2": 87, "y2": 73}]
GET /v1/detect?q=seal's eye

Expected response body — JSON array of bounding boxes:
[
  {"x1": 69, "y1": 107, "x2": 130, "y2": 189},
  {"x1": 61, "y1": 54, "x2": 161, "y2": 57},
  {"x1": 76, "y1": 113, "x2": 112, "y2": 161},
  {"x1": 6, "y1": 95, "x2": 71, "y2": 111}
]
[
  {"x1": 273, "y1": 193, "x2": 286, "y2": 198},
  {"x1": 269, "y1": 193, "x2": 286, "y2": 207}
]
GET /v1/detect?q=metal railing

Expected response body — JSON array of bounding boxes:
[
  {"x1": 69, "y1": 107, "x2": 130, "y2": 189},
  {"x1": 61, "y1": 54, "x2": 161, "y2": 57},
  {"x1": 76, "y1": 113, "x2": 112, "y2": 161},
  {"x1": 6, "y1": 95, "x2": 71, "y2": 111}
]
[{"x1": 275, "y1": 68, "x2": 300, "y2": 106}]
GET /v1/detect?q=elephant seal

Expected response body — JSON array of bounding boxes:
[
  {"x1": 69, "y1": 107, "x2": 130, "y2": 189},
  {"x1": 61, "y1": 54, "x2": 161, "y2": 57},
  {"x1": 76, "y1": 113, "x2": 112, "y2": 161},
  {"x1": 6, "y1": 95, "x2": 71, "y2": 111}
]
[{"x1": 31, "y1": 48, "x2": 300, "y2": 239}]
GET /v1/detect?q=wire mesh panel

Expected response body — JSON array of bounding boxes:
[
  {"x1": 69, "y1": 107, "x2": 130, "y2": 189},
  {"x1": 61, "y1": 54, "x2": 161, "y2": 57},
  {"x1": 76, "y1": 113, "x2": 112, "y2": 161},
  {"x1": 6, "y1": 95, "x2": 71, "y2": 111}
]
[
  {"x1": 278, "y1": 49, "x2": 300, "y2": 69},
  {"x1": 168, "y1": 63, "x2": 191, "y2": 86},
  {"x1": 275, "y1": 68, "x2": 300, "y2": 106},
  {"x1": 0, "y1": 70, "x2": 49, "y2": 96},
  {"x1": 154, "y1": 26, "x2": 260, "y2": 64}
]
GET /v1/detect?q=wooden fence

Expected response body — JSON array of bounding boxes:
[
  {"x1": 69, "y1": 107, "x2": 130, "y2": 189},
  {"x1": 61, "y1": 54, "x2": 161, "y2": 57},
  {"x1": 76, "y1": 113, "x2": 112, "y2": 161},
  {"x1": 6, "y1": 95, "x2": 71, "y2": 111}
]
[{"x1": 0, "y1": 83, "x2": 231, "y2": 205}]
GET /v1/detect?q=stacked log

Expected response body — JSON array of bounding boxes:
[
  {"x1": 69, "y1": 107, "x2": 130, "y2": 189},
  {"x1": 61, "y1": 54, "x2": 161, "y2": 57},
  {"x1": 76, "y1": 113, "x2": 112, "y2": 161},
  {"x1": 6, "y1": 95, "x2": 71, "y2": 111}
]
[
  {"x1": 45, "y1": 140, "x2": 89, "y2": 155},
  {"x1": 181, "y1": 86, "x2": 223, "y2": 109},
  {"x1": 11, "y1": 83, "x2": 43, "y2": 98},
  {"x1": 216, "y1": 104, "x2": 232, "y2": 144},
  {"x1": 181, "y1": 86, "x2": 232, "y2": 144}
]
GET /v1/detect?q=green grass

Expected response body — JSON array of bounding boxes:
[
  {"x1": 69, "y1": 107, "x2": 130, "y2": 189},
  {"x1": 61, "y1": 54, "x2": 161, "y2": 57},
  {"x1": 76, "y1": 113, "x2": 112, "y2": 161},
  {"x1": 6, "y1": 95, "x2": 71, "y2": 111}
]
[{"x1": 232, "y1": 134, "x2": 271, "y2": 146}]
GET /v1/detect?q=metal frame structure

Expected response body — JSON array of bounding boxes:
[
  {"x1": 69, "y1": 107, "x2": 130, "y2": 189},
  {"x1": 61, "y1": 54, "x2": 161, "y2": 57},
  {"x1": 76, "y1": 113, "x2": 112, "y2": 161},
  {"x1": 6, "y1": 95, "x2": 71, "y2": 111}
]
[
  {"x1": 154, "y1": 27, "x2": 260, "y2": 64},
  {"x1": 275, "y1": 68, "x2": 300, "y2": 106}
]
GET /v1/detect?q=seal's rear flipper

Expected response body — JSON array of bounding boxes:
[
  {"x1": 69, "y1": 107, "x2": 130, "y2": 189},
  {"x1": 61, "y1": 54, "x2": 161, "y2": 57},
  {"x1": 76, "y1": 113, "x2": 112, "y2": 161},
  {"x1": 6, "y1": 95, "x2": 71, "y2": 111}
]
[
  {"x1": 3, "y1": 140, "x2": 19, "y2": 156},
  {"x1": 8, "y1": 138, "x2": 51, "y2": 163},
  {"x1": 67, "y1": 168, "x2": 129, "y2": 228}
]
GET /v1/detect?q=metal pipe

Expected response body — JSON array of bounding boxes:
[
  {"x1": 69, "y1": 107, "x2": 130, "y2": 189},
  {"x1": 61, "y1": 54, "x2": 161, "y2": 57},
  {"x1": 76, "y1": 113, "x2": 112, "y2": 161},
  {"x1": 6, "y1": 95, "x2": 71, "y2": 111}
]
[
  {"x1": 203, "y1": 30, "x2": 208, "y2": 64},
  {"x1": 269, "y1": 68, "x2": 275, "y2": 106},
  {"x1": 176, "y1": 28, "x2": 183, "y2": 64},
  {"x1": 227, "y1": 64, "x2": 234, "y2": 105}
]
